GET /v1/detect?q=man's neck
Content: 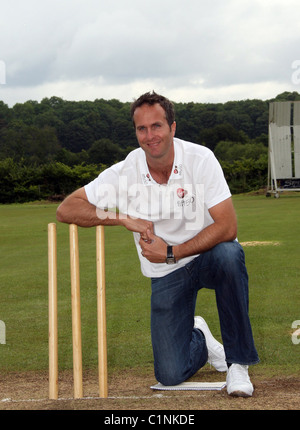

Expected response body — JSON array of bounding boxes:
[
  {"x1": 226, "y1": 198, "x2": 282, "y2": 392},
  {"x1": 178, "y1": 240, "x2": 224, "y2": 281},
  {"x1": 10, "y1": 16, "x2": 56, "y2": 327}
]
[
  {"x1": 145, "y1": 140, "x2": 175, "y2": 184},
  {"x1": 148, "y1": 163, "x2": 173, "y2": 184}
]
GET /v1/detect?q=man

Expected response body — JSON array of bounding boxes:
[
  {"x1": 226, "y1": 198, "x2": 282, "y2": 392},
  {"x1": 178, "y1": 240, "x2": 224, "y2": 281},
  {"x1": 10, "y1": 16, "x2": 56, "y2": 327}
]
[{"x1": 57, "y1": 91, "x2": 259, "y2": 397}]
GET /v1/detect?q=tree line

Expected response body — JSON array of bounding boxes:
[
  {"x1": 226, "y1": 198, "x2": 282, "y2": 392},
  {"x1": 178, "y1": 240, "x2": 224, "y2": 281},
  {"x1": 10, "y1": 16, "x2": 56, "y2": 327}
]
[{"x1": 1, "y1": 91, "x2": 300, "y2": 203}]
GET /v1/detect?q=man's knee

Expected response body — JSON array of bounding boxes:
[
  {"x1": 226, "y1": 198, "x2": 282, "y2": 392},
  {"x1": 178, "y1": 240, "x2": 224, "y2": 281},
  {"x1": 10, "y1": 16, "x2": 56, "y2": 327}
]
[
  {"x1": 155, "y1": 367, "x2": 186, "y2": 386},
  {"x1": 212, "y1": 241, "x2": 245, "y2": 266}
]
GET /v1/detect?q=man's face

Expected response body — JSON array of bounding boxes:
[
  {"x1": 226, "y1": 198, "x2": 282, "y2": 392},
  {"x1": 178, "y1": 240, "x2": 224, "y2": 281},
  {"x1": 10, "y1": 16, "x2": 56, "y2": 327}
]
[{"x1": 133, "y1": 103, "x2": 176, "y2": 162}]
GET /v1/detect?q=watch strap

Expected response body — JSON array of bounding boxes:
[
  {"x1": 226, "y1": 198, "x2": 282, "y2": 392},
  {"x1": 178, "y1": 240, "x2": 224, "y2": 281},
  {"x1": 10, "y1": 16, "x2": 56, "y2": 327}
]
[{"x1": 167, "y1": 245, "x2": 173, "y2": 259}]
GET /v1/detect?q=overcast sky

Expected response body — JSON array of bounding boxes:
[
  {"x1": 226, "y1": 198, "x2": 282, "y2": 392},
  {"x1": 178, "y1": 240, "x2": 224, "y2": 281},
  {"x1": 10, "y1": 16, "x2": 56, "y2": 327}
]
[{"x1": 1, "y1": 0, "x2": 300, "y2": 107}]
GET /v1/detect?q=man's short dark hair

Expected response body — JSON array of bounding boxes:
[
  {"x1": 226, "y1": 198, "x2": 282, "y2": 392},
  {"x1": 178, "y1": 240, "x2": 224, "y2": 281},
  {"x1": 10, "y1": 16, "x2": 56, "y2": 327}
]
[{"x1": 130, "y1": 91, "x2": 175, "y2": 128}]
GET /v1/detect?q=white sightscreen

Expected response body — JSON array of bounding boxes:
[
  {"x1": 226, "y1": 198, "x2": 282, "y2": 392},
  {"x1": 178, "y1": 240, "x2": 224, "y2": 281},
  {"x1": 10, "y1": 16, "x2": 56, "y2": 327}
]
[
  {"x1": 293, "y1": 102, "x2": 300, "y2": 177},
  {"x1": 269, "y1": 102, "x2": 293, "y2": 179}
]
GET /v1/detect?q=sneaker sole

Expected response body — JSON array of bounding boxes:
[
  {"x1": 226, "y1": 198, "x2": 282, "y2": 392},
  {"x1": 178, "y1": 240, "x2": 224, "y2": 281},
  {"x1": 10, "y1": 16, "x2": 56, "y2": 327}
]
[
  {"x1": 227, "y1": 384, "x2": 254, "y2": 397},
  {"x1": 228, "y1": 390, "x2": 253, "y2": 398}
]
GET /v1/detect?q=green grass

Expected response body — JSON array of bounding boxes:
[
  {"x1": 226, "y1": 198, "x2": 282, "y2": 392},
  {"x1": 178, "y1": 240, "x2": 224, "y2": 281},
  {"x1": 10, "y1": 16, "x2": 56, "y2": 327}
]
[{"x1": 0, "y1": 194, "x2": 299, "y2": 378}]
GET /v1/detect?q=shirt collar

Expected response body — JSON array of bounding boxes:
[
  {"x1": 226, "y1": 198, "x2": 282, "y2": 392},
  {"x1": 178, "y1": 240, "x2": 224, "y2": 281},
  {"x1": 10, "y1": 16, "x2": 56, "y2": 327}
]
[{"x1": 139, "y1": 138, "x2": 183, "y2": 185}]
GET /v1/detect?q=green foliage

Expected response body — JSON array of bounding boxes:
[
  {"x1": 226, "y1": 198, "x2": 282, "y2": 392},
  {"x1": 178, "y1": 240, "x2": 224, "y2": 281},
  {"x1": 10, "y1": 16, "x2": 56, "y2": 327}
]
[
  {"x1": 88, "y1": 138, "x2": 124, "y2": 164},
  {"x1": 0, "y1": 91, "x2": 299, "y2": 201},
  {"x1": 221, "y1": 155, "x2": 268, "y2": 194},
  {"x1": 214, "y1": 139, "x2": 268, "y2": 193},
  {"x1": 215, "y1": 141, "x2": 267, "y2": 162},
  {"x1": 0, "y1": 159, "x2": 105, "y2": 203}
]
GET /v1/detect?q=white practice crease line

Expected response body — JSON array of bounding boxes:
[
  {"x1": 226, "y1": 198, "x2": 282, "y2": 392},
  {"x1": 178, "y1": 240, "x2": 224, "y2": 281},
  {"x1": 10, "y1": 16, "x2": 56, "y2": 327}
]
[{"x1": 1, "y1": 392, "x2": 214, "y2": 404}]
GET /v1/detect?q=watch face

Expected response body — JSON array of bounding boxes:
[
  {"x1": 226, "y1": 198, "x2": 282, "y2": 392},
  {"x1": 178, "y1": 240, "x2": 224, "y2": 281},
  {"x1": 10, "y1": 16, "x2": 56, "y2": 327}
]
[
  {"x1": 166, "y1": 246, "x2": 176, "y2": 264},
  {"x1": 166, "y1": 257, "x2": 176, "y2": 264}
]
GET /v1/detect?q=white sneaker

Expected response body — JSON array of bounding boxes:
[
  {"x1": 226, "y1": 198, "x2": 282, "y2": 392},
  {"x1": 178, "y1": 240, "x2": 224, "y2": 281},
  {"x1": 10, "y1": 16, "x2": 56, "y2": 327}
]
[
  {"x1": 226, "y1": 364, "x2": 254, "y2": 397},
  {"x1": 194, "y1": 316, "x2": 227, "y2": 372}
]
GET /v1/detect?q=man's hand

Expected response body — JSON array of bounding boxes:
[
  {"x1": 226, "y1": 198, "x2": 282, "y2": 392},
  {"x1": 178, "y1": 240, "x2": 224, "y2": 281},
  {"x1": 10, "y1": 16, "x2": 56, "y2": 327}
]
[
  {"x1": 121, "y1": 216, "x2": 154, "y2": 237},
  {"x1": 139, "y1": 229, "x2": 168, "y2": 263}
]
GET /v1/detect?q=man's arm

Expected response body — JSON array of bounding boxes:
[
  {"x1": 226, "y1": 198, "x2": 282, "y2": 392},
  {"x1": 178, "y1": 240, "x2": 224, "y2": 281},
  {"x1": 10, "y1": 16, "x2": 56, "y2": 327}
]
[
  {"x1": 174, "y1": 197, "x2": 237, "y2": 260},
  {"x1": 139, "y1": 197, "x2": 237, "y2": 263},
  {"x1": 56, "y1": 187, "x2": 154, "y2": 235},
  {"x1": 57, "y1": 187, "x2": 105, "y2": 227}
]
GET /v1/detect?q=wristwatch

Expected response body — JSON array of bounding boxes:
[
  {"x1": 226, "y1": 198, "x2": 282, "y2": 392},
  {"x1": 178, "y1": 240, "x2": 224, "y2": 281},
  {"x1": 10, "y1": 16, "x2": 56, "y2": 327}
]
[{"x1": 166, "y1": 245, "x2": 176, "y2": 264}]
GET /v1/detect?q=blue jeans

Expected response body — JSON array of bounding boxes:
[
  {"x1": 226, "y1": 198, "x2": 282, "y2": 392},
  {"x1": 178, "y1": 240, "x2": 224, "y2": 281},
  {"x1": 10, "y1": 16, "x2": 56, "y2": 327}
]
[{"x1": 150, "y1": 241, "x2": 259, "y2": 386}]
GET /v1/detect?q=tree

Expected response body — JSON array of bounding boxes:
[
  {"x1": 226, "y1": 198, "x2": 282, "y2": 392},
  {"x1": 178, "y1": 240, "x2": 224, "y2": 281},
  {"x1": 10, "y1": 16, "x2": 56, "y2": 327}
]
[
  {"x1": 0, "y1": 123, "x2": 61, "y2": 164},
  {"x1": 0, "y1": 101, "x2": 11, "y2": 129},
  {"x1": 59, "y1": 119, "x2": 94, "y2": 152},
  {"x1": 12, "y1": 101, "x2": 37, "y2": 125},
  {"x1": 88, "y1": 138, "x2": 123, "y2": 165},
  {"x1": 200, "y1": 123, "x2": 245, "y2": 150},
  {"x1": 214, "y1": 140, "x2": 267, "y2": 163},
  {"x1": 1, "y1": 91, "x2": 299, "y2": 201}
]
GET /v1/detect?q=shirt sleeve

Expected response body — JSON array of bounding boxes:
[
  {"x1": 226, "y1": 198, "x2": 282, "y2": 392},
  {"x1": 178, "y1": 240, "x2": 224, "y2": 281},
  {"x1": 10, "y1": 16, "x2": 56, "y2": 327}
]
[{"x1": 84, "y1": 165, "x2": 121, "y2": 210}]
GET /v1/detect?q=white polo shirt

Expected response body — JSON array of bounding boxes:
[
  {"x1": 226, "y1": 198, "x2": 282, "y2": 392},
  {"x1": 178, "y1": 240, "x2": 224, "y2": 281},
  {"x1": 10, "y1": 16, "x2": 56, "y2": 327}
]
[{"x1": 85, "y1": 138, "x2": 231, "y2": 278}]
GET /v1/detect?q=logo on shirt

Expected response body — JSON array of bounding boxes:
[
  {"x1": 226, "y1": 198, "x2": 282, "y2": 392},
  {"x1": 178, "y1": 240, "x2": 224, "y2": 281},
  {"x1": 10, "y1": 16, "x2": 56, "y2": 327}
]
[
  {"x1": 177, "y1": 188, "x2": 188, "y2": 199},
  {"x1": 177, "y1": 188, "x2": 195, "y2": 207},
  {"x1": 141, "y1": 173, "x2": 153, "y2": 185},
  {"x1": 173, "y1": 164, "x2": 183, "y2": 175}
]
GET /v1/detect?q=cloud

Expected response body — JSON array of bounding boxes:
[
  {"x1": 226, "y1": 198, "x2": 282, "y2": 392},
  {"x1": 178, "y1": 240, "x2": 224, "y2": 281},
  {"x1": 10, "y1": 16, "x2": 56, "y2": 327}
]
[{"x1": 1, "y1": 0, "x2": 300, "y2": 106}]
